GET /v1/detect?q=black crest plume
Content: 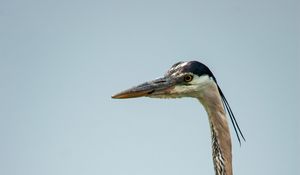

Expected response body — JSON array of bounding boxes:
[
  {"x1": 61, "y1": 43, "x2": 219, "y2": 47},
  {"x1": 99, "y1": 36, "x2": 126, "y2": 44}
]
[{"x1": 217, "y1": 85, "x2": 246, "y2": 145}]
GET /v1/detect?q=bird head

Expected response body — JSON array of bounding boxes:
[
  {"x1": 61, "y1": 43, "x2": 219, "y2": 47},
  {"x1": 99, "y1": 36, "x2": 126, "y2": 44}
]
[
  {"x1": 112, "y1": 60, "x2": 245, "y2": 144},
  {"x1": 112, "y1": 61, "x2": 217, "y2": 99}
]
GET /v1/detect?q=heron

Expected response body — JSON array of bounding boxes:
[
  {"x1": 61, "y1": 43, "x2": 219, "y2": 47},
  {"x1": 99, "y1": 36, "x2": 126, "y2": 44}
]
[{"x1": 112, "y1": 61, "x2": 245, "y2": 175}]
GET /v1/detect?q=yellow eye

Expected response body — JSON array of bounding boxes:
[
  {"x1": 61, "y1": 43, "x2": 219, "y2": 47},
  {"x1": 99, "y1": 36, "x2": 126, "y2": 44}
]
[{"x1": 184, "y1": 74, "x2": 193, "y2": 82}]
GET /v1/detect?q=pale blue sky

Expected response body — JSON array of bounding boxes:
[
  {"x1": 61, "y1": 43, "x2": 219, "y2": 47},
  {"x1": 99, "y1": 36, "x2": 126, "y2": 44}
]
[{"x1": 0, "y1": 0, "x2": 299, "y2": 175}]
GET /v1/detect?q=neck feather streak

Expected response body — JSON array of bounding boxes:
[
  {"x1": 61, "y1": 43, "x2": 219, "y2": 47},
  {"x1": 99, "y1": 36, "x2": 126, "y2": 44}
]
[{"x1": 197, "y1": 82, "x2": 232, "y2": 175}]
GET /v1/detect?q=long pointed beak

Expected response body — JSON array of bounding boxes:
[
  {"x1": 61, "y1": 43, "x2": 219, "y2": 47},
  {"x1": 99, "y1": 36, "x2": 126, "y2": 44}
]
[{"x1": 111, "y1": 77, "x2": 175, "y2": 99}]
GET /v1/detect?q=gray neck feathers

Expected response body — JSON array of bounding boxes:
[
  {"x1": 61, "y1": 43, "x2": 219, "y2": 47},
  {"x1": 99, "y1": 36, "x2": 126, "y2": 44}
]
[{"x1": 197, "y1": 82, "x2": 233, "y2": 175}]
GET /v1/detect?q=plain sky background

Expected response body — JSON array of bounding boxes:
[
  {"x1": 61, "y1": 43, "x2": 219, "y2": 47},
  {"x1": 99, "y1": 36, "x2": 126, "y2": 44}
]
[{"x1": 0, "y1": 0, "x2": 299, "y2": 175}]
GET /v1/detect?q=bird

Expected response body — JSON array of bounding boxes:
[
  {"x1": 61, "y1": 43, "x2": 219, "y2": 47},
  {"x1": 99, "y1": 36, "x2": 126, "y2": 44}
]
[{"x1": 111, "y1": 61, "x2": 245, "y2": 175}]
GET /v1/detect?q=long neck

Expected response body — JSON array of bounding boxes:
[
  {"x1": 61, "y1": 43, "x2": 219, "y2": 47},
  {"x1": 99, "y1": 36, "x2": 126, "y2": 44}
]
[{"x1": 197, "y1": 82, "x2": 232, "y2": 175}]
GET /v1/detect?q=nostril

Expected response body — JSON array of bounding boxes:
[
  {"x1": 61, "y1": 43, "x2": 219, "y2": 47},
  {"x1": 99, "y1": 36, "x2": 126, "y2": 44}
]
[
  {"x1": 147, "y1": 90, "x2": 155, "y2": 94},
  {"x1": 154, "y1": 80, "x2": 166, "y2": 84}
]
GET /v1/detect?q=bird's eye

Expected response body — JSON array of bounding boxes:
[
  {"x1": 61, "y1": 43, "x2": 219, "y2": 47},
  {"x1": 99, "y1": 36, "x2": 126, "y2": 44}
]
[{"x1": 184, "y1": 74, "x2": 193, "y2": 82}]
